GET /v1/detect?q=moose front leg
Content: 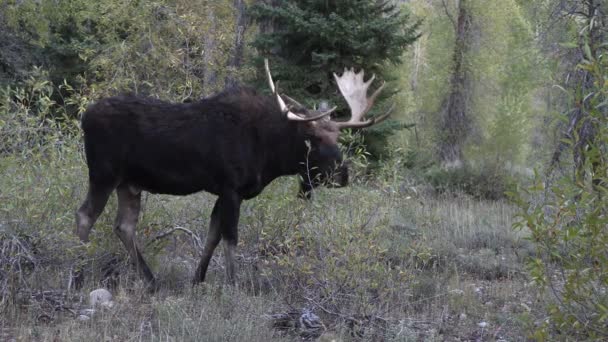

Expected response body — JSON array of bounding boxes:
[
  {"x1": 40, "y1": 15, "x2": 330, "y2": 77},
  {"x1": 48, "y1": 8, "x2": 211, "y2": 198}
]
[
  {"x1": 219, "y1": 192, "x2": 241, "y2": 284},
  {"x1": 194, "y1": 199, "x2": 221, "y2": 283},
  {"x1": 193, "y1": 192, "x2": 241, "y2": 284}
]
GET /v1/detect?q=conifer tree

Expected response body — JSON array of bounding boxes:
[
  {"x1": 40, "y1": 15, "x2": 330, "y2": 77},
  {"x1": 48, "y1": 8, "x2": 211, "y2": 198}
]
[{"x1": 251, "y1": 0, "x2": 420, "y2": 159}]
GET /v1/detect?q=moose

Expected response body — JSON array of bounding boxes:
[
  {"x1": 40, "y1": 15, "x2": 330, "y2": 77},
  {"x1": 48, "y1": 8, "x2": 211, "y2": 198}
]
[{"x1": 75, "y1": 59, "x2": 392, "y2": 287}]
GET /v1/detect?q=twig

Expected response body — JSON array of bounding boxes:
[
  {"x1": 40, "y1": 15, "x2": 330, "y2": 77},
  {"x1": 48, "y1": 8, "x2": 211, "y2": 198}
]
[
  {"x1": 441, "y1": 0, "x2": 457, "y2": 30},
  {"x1": 303, "y1": 295, "x2": 346, "y2": 318},
  {"x1": 147, "y1": 226, "x2": 204, "y2": 256}
]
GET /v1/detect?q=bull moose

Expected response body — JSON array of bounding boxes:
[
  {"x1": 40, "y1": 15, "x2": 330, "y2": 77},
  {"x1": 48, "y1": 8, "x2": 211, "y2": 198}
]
[{"x1": 75, "y1": 59, "x2": 392, "y2": 287}]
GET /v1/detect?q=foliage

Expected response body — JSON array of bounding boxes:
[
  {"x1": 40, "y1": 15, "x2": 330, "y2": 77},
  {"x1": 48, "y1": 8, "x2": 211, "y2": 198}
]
[
  {"x1": 256, "y1": 190, "x2": 408, "y2": 322},
  {"x1": 0, "y1": 6, "x2": 40, "y2": 85},
  {"x1": 396, "y1": 0, "x2": 543, "y2": 173},
  {"x1": 0, "y1": 75, "x2": 87, "y2": 309},
  {"x1": 511, "y1": 52, "x2": 608, "y2": 340},
  {"x1": 423, "y1": 164, "x2": 513, "y2": 200},
  {"x1": 0, "y1": 67, "x2": 82, "y2": 157},
  {"x1": 250, "y1": 0, "x2": 421, "y2": 160},
  {"x1": 84, "y1": 0, "x2": 244, "y2": 99},
  {"x1": 2, "y1": 0, "x2": 251, "y2": 107},
  {"x1": 401, "y1": 148, "x2": 514, "y2": 200},
  {"x1": 467, "y1": 0, "x2": 543, "y2": 167}
]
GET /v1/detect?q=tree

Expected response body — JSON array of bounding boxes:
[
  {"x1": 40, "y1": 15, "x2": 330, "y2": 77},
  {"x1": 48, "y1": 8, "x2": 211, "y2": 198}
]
[
  {"x1": 225, "y1": 0, "x2": 250, "y2": 88},
  {"x1": 405, "y1": 0, "x2": 539, "y2": 167},
  {"x1": 250, "y1": 0, "x2": 420, "y2": 159},
  {"x1": 438, "y1": 0, "x2": 473, "y2": 168}
]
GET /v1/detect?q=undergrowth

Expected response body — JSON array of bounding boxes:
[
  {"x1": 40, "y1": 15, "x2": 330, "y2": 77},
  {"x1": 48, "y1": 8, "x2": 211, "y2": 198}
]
[{"x1": 0, "y1": 77, "x2": 541, "y2": 340}]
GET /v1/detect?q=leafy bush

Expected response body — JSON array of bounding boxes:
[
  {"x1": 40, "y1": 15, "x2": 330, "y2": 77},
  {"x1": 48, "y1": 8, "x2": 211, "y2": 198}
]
[
  {"x1": 239, "y1": 184, "x2": 410, "y2": 338},
  {"x1": 511, "y1": 54, "x2": 608, "y2": 340},
  {"x1": 423, "y1": 164, "x2": 513, "y2": 200},
  {"x1": 4, "y1": 0, "x2": 251, "y2": 105},
  {"x1": 0, "y1": 68, "x2": 80, "y2": 156},
  {"x1": 400, "y1": 146, "x2": 516, "y2": 200},
  {"x1": 513, "y1": 166, "x2": 608, "y2": 339}
]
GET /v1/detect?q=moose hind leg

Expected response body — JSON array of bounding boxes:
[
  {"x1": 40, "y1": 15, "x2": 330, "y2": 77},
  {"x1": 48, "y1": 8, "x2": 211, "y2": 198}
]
[
  {"x1": 114, "y1": 185, "x2": 156, "y2": 286},
  {"x1": 76, "y1": 182, "x2": 114, "y2": 242}
]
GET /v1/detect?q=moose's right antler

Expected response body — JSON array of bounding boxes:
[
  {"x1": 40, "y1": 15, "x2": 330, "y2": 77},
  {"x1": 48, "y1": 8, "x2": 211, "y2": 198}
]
[
  {"x1": 333, "y1": 68, "x2": 394, "y2": 129},
  {"x1": 264, "y1": 59, "x2": 335, "y2": 122}
]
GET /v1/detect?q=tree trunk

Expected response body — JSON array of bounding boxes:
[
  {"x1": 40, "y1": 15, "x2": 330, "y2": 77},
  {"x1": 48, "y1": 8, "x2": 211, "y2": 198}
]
[
  {"x1": 438, "y1": 0, "x2": 472, "y2": 168},
  {"x1": 225, "y1": 0, "x2": 248, "y2": 88},
  {"x1": 202, "y1": 9, "x2": 217, "y2": 95}
]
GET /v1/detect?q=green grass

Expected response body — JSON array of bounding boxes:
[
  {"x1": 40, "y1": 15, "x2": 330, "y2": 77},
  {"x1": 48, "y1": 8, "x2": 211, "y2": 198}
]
[{"x1": 0, "y1": 135, "x2": 544, "y2": 341}]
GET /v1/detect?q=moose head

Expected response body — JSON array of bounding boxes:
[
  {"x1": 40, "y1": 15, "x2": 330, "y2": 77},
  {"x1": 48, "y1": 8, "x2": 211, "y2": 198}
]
[{"x1": 263, "y1": 59, "x2": 394, "y2": 199}]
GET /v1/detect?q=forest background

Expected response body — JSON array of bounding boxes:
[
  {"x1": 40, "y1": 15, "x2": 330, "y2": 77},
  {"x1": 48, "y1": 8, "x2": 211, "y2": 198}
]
[{"x1": 0, "y1": 0, "x2": 606, "y2": 340}]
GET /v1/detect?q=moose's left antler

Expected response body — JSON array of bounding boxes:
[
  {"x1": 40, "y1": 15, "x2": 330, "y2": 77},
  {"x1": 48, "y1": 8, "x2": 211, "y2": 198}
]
[{"x1": 333, "y1": 68, "x2": 394, "y2": 129}]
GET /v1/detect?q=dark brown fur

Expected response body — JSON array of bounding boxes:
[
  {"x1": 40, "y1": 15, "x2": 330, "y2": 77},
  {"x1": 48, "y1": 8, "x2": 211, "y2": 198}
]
[{"x1": 75, "y1": 86, "x2": 347, "y2": 287}]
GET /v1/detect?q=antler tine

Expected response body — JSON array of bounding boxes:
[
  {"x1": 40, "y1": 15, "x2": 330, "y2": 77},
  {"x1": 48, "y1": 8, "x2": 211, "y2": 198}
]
[
  {"x1": 264, "y1": 59, "x2": 277, "y2": 94},
  {"x1": 264, "y1": 58, "x2": 333, "y2": 122},
  {"x1": 287, "y1": 105, "x2": 336, "y2": 121},
  {"x1": 365, "y1": 80, "x2": 385, "y2": 110},
  {"x1": 337, "y1": 102, "x2": 395, "y2": 129},
  {"x1": 282, "y1": 94, "x2": 305, "y2": 109}
]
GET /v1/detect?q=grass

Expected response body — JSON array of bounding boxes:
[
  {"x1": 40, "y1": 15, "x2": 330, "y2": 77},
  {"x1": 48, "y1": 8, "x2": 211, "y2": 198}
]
[{"x1": 0, "y1": 134, "x2": 544, "y2": 341}]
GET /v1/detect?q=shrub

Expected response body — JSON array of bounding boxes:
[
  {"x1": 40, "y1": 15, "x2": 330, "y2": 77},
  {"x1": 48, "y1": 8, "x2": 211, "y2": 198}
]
[
  {"x1": 0, "y1": 68, "x2": 75, "y2": 156},
  {"x1": 423, "y1": 164, "x2": 513, "y2": 200},
  {"x1": 247, "y1": 184, "x2": 411, "y2": 337},
  {"x1": 511, "y1": 55, "x2": 608, "y2": 339}
]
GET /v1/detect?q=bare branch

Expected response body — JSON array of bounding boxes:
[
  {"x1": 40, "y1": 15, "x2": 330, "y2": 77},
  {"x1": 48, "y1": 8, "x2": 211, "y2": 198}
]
[
  {"x1": 441, "y1": 0, "x2": 457, "y2": 30},
  {"x1": 147, "y1": 226, "x2": 204, "y2": 256}
]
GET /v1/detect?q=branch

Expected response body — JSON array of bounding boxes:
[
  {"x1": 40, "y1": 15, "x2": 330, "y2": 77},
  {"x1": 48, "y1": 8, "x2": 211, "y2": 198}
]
[
  {"x1": 441, "y1": 0, "x2": 457, "y2": 30},
  {"x1": 146, "y1": 226, "x2": 204, "y2": 256},
  {"x1": 303, "y1": 295, "x2": 345, "y2": 318}
]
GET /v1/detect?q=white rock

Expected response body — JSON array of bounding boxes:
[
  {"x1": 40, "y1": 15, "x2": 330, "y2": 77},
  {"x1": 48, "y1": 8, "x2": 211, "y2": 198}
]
[
  {"x1": 77, "y1": 315, "x2": 91, "y2": 321},
  {"x1": 90, "y1": 288, "x2": 113, "y2": 307},
  {"x1": 459, "y1": 313, "x2": 467, "y2": 320}
]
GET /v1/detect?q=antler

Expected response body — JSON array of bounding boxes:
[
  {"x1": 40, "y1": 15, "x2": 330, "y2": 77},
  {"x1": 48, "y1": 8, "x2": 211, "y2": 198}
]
[
  {"x1": 264, "y1": 59, "x2": 336, "y2": 122},
  {"x1": 333, "y1": 68, "x2": 394, "y2": 129}
]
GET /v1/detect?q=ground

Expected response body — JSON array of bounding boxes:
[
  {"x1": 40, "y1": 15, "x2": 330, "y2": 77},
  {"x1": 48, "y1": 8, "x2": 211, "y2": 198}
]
[{"x1": 0, "y1": 147, "x2": 545, "y2": 341}]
